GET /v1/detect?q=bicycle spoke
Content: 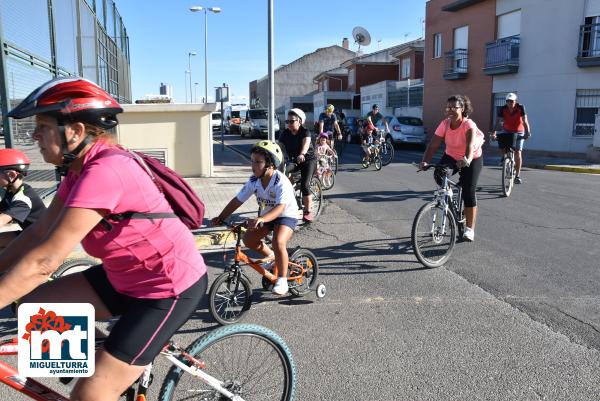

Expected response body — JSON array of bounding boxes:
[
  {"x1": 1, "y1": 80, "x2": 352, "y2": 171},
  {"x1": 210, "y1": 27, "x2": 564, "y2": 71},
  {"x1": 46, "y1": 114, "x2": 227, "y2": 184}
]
[{"x1": 169, "y1": 333, "x2": 291, "y2": 401}]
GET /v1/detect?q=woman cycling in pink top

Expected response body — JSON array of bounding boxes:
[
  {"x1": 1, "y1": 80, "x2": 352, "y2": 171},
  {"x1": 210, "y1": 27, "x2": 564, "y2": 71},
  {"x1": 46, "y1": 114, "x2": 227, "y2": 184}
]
[
  {"x1": 1, "y1": 77, "x2": 207, "y2": 401},
  {"x1": 420, "y1": 94, "x2": 484, "y2": 242}
]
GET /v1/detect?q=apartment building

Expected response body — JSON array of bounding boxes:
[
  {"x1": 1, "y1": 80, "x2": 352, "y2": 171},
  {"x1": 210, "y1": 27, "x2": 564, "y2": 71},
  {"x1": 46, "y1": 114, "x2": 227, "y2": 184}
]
[
  {"x1": 424, "y1": 0, "x2": 600, "y2": 154},
  {"x1": 423, "y1": 0, "x2": 496, "y2": 139}
]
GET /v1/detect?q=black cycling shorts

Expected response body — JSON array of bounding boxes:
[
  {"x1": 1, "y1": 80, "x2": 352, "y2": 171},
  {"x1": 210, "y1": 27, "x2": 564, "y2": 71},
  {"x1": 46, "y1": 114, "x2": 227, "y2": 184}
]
[{"x1": 83, "y1": 265, "x2": 207, "y2": 365}]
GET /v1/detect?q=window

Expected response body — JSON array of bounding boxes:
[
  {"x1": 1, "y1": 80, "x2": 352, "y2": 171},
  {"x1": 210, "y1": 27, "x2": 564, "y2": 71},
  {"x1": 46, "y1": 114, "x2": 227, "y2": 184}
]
[
  {"x1": 574, "y1": 89, "x2": 600, "y2": 137},
  {"x1": 581, "y1": 16, "x2": 600, "y2": 57},
  {"x1": 401, "y1": 58, "x2": 411, "y2": 79},
  {"x1": 433, "y1": 33, "x2": 442, "y2": 58},
  {"x1": 497, "y1": 10, "x2": 521, "y2": 39}
]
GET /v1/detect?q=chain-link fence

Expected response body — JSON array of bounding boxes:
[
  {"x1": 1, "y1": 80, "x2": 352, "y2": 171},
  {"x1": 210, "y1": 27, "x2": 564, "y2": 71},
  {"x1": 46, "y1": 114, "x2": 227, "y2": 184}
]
[{"x1": 0, "y1": 0, "x2": 131, "y2": 198}]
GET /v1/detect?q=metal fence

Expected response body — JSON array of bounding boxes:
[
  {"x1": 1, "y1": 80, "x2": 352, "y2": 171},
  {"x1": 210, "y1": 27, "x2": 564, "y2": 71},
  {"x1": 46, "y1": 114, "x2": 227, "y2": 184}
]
[
  {"x1": 485, "y1": 35, "x2": 520, "y2": 68},
  {"x1": 0, "y1": 0, "x2": 131, "y2": 197},
  {"x1": 388, "y1": 86, "x2": 424, "y2": 108}
]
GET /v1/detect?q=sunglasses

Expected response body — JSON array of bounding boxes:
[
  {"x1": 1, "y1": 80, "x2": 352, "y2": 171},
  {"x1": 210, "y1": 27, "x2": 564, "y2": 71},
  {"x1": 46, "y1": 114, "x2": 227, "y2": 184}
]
[{"x1": 285, "y1": 119, "x2": 299, "y2": 124}]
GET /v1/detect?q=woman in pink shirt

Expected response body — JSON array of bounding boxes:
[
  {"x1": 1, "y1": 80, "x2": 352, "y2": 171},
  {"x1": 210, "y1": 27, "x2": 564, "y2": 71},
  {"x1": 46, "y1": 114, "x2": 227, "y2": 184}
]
[
  {"x1": 1, "y1": 77, "x2": 207, "y2": 401},
  {"x1": 420, "y1": 95, "x2": 484, "y2": 242}
]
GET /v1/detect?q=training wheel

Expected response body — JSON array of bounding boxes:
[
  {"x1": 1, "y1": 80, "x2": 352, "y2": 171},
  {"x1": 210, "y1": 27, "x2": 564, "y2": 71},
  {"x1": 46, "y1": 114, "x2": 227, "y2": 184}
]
[{"x1": 316, "y1": 283, "x2": 326, "y2": 298}]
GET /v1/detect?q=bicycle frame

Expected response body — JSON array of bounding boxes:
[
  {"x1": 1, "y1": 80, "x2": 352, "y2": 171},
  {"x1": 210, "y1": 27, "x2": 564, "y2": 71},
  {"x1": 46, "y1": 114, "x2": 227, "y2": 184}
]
[
  {"x1": 228, "y1": 224, "x2": 307, "y2": 285},
  {"x1": 432, "y1": 172, "x2": 464, "y2": 235},
  {"x1": 0, "y1": 337, "x2": 249, "y2": 401}
]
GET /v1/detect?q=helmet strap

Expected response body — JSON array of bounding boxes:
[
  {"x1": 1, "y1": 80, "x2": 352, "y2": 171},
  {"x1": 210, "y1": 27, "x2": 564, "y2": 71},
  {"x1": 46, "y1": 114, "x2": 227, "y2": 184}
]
[{"x1": 56, "y1": 123, "x2": 93, "y2": 176}]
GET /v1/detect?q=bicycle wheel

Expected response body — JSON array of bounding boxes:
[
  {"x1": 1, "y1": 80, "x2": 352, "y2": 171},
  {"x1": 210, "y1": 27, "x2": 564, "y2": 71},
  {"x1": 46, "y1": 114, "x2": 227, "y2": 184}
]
[
  {"x1": 208, "y1": 271, "x2": 253, "y2": 325},
  {"x1": 373, "y1": 155, "x2": 382, "y2": 171},
  {"x1": 411, "y1": 201, "x2": 457, "y2": 268},
  {"x1": 158, "y1": 324, "x2": 296, "y2": 401},
  {"x1": 380, "y1": 141, "x2": 395, "y2": 166},
  {"x1": 320, "y1": 168, "x2": 335, "y2": 190},
  {"x1": 308, "y1": 177, "x2": 323, "y2": 220},
  {"x1": 288, "y1": 248, "x2": 319, "y2": 296},
  {"x1": 51, "y1": 257, "x2": 98, "y2": 279},
  {"x1": 502, "y1": 158, "x2": 514, "y2": 197},
  {"x1": 331, "y1": 154, "x2": 339, "y2": 175}
]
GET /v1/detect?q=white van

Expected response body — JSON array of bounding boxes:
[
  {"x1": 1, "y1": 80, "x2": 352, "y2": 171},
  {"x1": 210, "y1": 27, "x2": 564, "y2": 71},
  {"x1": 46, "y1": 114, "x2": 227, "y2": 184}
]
[
  {"x1": 239, "y1": 108, "x2": 280, "y2": 138},
  {"x1": 223, "y1": 104, "x2": 248, "y2": 135},
  {"x1": 211, "y1": 112, "x2": 222, "y2": 131}
]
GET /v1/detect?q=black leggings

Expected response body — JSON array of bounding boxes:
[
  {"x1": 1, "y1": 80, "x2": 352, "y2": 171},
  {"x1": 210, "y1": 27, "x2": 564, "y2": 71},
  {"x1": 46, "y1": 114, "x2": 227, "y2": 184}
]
[
  {"x1": 438, "y1": 154, "x2": 483, "y2": 208},
  {"x1": 288, "y1": 158, "x2": 317, "y2": 196}
]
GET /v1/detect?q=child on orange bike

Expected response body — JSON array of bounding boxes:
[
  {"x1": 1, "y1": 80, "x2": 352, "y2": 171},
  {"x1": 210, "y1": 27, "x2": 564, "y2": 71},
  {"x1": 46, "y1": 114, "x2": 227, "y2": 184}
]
[{"x1": 211, "y1": 140, "x2": 298, "y2": 295}]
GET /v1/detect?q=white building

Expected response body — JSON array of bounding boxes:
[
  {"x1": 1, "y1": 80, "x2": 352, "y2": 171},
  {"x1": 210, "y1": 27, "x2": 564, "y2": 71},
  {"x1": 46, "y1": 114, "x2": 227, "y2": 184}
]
[{"x1": 490, "y1": 0, "x2": 600, "y2": 154}]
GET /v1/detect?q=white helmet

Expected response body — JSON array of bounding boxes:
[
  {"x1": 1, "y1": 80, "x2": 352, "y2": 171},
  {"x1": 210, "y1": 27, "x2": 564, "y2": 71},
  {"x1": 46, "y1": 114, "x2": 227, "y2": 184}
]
[
  {"x1": 288, "y1": 108, "x2": 306, "y2": 125},
  {"x1": 505, "y1": 93, "x2": 517, "y2": 101}
]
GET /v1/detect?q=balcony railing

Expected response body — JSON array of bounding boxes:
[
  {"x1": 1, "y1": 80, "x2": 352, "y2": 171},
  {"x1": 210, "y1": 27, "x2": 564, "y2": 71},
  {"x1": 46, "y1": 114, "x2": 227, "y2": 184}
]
[
  {"x1": 443, "y1": 49, "x2": 468, "y2": 80},
  {"x1": 577, "y1": 23, "x2": 600, "y2": 67},
  {"x1": 483, "y1": 35, "x2": 520, "y2": 75}
]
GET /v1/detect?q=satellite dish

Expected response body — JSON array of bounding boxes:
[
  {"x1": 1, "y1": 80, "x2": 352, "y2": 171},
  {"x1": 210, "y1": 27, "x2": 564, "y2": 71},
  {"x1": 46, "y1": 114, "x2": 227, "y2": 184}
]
[{"x1": 352, "y1": 26, "x2": 372, "y2": 52}]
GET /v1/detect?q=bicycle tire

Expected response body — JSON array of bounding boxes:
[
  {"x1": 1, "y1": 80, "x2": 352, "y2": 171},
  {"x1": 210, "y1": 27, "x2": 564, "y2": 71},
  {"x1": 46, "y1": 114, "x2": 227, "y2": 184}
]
[
  {"x1": 309, "y1": 177, "x2": 323, "y2": 220},
  {"x1": 51, "y1": 257, "x2": 98, "y2": 280},
  {"x1": 502, "y1": 157, "x2": 514, "y2": 197},
  {"x1": 288, "y1": 248, "x2": 319, "y2": 296},
  {"x1": 158, "y1": 324, "x2": 296, "y2": 401},
  {"x1": 208, "y1": 271, "x2": 253, "y2": 325},
  {"x1": 411, "y1": 201, "x2": 457, "y2": 268},
  {"x1": 374, "y1": 155, "x2": 382, "y2": 171},
  {"x1": 380, "y1": 141, "x2": 395, "y2": 166},
  {"x1": 320, "y1": 168, "x2": 335, "y2": 190},
  {"x1": 331, "y1": 154, "x2": 339, "y2": 175}
]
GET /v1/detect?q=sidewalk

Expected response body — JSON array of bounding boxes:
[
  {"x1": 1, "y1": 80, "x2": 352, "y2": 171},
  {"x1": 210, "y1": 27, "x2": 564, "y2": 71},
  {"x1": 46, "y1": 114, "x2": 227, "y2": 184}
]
[{"x1": 482, "y1": 146, "x2": 600, "y2": 174}]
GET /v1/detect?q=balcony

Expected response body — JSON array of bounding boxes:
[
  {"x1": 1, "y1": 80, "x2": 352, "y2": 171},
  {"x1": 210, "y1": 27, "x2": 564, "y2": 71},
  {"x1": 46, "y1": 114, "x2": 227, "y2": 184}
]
[
  {"x1": 577, "y1": 23, "x2": 600, "y2": 67},
  {"x1": 483, "y1": 36, "x2": 520, "y2": 75},
  {"x1": 443, "y1": 49, "x2": 468, "y2": 80}
]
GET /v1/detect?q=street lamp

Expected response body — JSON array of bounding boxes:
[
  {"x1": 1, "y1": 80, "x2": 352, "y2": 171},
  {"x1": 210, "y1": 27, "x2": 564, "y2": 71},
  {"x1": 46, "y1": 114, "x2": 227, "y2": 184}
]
[
  {"x1": 194, "y1": 82, "x2": 199, "y2": 103},
  {"x1": 190, "y1": 6, "x2": 221, "y2": 103},
  {"x1": 188, "y1": 51, "x2": 197, "y2": 103},
  {"x1": 184, "y1": 70, "x2": 190, "y2": 103}
]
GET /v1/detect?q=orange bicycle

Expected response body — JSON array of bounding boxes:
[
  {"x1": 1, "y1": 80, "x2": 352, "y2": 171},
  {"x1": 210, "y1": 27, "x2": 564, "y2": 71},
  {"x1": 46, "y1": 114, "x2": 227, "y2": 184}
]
[{"x1": 208, "y1": 221, "x2": 325, "y2": 325}]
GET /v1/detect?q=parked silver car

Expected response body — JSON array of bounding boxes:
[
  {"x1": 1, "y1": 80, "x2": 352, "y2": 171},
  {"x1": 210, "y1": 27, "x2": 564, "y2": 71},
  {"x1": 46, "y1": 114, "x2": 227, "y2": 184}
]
[{"x1": 377, "y1": 116, "x2": 427, "y2": 147}]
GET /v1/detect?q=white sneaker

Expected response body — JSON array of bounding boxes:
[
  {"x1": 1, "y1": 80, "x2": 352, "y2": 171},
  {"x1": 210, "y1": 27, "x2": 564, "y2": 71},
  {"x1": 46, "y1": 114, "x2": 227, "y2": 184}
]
[
  {"x1": 463, "y1": 227, "x2": 475, "y2": 242},
  {"x1": 272, "y1": 277, "x2": 289, "y2": 295}
]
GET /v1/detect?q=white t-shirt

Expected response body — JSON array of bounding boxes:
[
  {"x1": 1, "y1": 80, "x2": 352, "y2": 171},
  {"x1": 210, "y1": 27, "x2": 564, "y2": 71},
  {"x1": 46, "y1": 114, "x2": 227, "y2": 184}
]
[{"x1": 236, "y1": 170, "x2": 298, "y2": 219}]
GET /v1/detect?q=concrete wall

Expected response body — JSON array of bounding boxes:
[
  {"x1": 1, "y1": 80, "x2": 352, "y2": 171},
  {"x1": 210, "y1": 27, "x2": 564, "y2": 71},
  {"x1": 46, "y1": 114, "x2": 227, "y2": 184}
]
[
  {"x1": 254, "y1": 46, "x2": 355, "y2": 115},
  {"x1": 117, "y1": 103, "x2": 217, "y2": 177},
  {"x1": 493, "y1": 0, "x2": 600, "y2": 153},
  {"x1": 423, "y1": 0, "x2": 496, "y2": 140}
]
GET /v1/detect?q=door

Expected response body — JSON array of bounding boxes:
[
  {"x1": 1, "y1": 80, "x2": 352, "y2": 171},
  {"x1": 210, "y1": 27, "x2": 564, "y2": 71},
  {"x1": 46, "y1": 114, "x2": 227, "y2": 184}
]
[{"x1": 453, "y1": 26, "x2": 469, "y2": 71}]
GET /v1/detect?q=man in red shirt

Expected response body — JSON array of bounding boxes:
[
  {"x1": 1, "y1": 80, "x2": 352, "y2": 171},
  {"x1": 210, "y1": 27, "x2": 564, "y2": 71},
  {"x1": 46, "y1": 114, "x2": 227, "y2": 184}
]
[{"x1": 491, "y1": 93, "x2": 532, "y2": 184}]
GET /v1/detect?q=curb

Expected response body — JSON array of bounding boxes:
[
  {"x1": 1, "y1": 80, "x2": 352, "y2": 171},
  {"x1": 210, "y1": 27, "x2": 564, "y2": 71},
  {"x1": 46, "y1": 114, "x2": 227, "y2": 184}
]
[
  {"x1": 216, "y1": 139, "x2": 251, "y2": 162},
  {"x1": 525, "y1": 164, "x2": 600, "y2": 174}
]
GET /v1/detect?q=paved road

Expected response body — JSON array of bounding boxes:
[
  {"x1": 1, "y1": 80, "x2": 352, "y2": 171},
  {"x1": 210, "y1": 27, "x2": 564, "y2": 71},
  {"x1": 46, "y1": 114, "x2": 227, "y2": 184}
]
[
  {"x1": 1, "y1": 134, "x2": 598, "y2": 400},
  {"x1": 225, "y1": 133, "x2": 600, "y2": 352}
]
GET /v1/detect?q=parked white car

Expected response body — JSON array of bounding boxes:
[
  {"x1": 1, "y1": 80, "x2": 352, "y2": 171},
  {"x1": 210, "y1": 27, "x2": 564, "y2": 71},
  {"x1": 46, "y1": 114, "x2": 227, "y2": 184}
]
[{"x1": 377, "y1": 116, "x2": 427, "y2": 147}]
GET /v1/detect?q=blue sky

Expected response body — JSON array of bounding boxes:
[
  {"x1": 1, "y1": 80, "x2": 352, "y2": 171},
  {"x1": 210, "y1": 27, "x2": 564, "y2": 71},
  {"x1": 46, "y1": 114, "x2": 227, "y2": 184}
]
[{"x1": 117, "y1": 0, "x2": 426, "y2": 104}]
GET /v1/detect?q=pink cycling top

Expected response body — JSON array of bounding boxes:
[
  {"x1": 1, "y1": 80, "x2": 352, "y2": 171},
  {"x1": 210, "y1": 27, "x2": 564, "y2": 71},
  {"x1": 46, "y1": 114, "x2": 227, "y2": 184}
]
[
  {"x1": 434, "y1": 118, "x2": 483, "y2": 161},
  {"x1": 57, "y1": 140, "x2": 206, "y2": 299}
]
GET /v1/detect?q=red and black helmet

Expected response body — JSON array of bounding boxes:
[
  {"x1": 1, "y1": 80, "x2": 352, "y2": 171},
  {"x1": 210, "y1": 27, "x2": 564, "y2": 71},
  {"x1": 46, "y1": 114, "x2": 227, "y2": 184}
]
[
  {"x1": 0, "y1": 148, "x2": 30, "y2": 174},
  {"x1": 7, "y1": 77, "x2": 123, "y2": 129}
]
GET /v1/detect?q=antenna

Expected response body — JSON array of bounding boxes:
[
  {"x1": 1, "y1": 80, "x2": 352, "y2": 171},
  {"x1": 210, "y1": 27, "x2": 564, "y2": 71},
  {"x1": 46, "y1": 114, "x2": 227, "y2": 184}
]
[{"x1": 352, "y1": 26, "x2": 372, "y2": 54}]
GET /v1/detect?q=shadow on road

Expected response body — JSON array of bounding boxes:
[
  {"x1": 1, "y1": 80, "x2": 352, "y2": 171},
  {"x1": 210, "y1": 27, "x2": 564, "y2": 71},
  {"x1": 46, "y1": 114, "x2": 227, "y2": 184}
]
[{"x1": 326, "y1": 190, "x2": 431, "y2": 204}]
